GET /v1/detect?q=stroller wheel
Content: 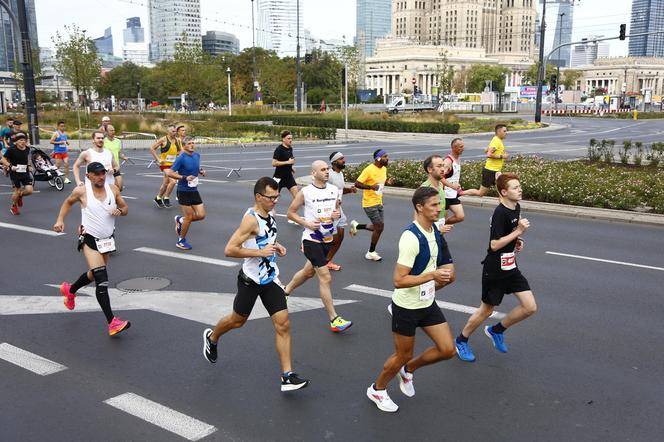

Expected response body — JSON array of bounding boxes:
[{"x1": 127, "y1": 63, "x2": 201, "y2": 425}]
[
  {"x1": 54, "y1": 176, "x2": 64, "y2": 191},
  {"x1": 48, "y1": 179, "x2": 56, "y2": 187}
]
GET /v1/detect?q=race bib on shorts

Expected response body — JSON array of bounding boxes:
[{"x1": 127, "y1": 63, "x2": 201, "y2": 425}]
[
  {"x1": 15, "y1": 164, "x2": 27, "y2": 173},
  {"x1": 500, "y1": 252, "x2": 517, "y2": 271},
  {"x1": 419, "y1": 280, "x2": 435, "y2": 301},
  {"x1": 188, "y1": 177, "x2": 199, "y2": 187},
  {"x1": 95, "y1": 236, "x2": 116, "y2": 254}
]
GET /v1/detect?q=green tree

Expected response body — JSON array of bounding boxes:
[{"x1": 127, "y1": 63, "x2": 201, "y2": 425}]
[
  {"x1": 338, "y1": 45, "x2": 361, "y2": 103},
  {"x1": 561, "y1": 69, "x2": 582, "y2": 90},
  {"x1": 302, "y1": 49, "x2": 343, "y2": 105},
  {"x1": 52, "y1": 24, "x2": 101, "y2": 105},
  {"x1": 522, "y1": 62, "x2": 557, "y2": 86},
  {"x1": 435, "y1": 49, "x2": 455, "y2": 100},
  {"x1": 97, "y1": 62, "x2": 147, "y2": 99},
  {"x1": 466, "y1": 64, "x2": 510, "y2": 93}
]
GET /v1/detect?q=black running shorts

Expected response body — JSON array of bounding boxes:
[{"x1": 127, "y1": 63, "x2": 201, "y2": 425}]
[
  {"x1": 275, "y1": 174, "x2": 297, "y2": 192},
  {"x1": 302, "y1": 240, "x2": 331, "y2": 268},
  {"x1": 233, "y1": 271, "x2": 287, "y2": 317},
  {"x1": 391, "y1": 301, "x2": 446, "y2": 337},
  {"x1": 481, "y1": 168, "x2": 498, "y2": 188},
  {"x1": 177, "y1": 190, "x2": 203, "y2": 206},
  {"x1": 481, "y1": 271, "x2": 531, "y2": 306},
  {"x1": 445, "y1": 197, "x2": 461, "y2": 206},
  {"x1": 78, "y1": 233, "x2": 116, "y2": 255},
  {"x1": 10, "y1": 172, "x2": 33, "y2": 188}
]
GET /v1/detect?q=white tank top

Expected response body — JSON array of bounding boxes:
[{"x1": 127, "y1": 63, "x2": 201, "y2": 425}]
[
  {"x1": 301, "y1": 183, "x2": 339, "y2": 244},
  {"x1": 241, "y1": 208, "x2": 279, "y2": 285},
  {"x1": 86, "y1": 148, "x2": 114, "y2": 185},
  {"x1": 81, "y1": 180, "x2": 116, "y2": 239},
  {"x1": 444, "y1": 154, "x2": 461, "y2": 198}
]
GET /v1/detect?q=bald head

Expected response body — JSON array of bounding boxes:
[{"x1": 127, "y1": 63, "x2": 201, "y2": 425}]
[
  {"x1": 311, "y1": 160, "x2": 327, "y2": 172},
  {"x1": 311, "y1": 160, "x2": 330, "y2": 185}
]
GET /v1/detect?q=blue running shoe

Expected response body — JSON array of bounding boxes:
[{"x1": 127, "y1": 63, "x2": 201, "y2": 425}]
[
  {"x1": 455, "y1": 339, "x2": 476, "y2": 362},
  {"x1": 174, "y1": 215, "x2": 182, "y2": 238},
  {"x1": 176, "y1": 238, "x2": 192, "y2": 250},
  {"x1": 484, "y1": 326, "x2": 508, "y2": 353}
]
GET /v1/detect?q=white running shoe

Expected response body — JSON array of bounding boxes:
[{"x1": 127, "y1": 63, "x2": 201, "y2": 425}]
[
  {"x1": 366, "y1": 384, "x2": 399, "y2": 412},
  {"x1": 349, "y1": 220, "x2": 358, "y2": 237},
  {"x1": 387, "y1": 303, "x2": 392, "y2": 315},
  {"x1": 398, "y1": 366, "x2": 415, "y2": 397},
  {"x1": 365, "y1": 251, "x2": 382, "y2": 261},
  {"x1": 287, "y1": 219, "x2": 298, "y2": 225}
]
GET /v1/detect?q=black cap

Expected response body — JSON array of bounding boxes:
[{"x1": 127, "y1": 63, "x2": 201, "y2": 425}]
[
  {"x1": 12, "y1": 120, "x2": 22, "y2": 125},
  {"x1": 87, "y1": 162, "x2": 107, "y2": 173}
]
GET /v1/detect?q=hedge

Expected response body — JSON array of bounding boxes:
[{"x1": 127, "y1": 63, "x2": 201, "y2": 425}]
[{"x1": 271, "y1": 115, "x2": 461, "y2": 134}]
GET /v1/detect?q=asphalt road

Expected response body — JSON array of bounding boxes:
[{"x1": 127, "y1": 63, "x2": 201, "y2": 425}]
[{"x1": 1, "y1": 119, "x2": 663, "y2": 441}]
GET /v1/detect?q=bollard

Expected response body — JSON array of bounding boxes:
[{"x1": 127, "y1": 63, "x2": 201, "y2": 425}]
[{"x1": 633, "y1": 110, "x2": 638, "y2": 120}]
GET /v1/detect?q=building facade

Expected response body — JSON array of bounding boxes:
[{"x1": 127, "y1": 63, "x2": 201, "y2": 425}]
[
  {"x1": 569, "y1": 57, "x2": 664, "y2": 97},
  {"x1": 570, "y1": 37, "x2": 609, "y2": 68},
  {"x1": 256, "y1": 0, "x2": 304, "y2": 57},
  {"x1": 124, "y1": 17, "x2": 145, "y2": 44},
  {"x1": 0, "y1": 0, "x2": 38, "y2": 73},
  {"x1": 94, "y1": 27, "x2": 114, "y2": 56},
  {"x1": 148, "y1": 0, "x2": 202, "y2": 62},
  {"x1": 539, "y1": 0, "x2": 574, "y2": 67},
  {"x1": 202, "y1": 31, "x2": 240, "y2": 56},
  {"x1": 628, "y1": 0, "x2": 664, "y2": 57}
]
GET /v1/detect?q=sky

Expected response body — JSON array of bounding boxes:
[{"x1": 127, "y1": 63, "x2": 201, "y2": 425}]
[{"x1": 35, "y1": 0, "x2": 631, "y2": 57}]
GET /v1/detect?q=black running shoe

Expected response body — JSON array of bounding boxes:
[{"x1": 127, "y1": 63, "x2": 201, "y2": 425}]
[
  {"x1": 281, "y1": 372, "x2": 309, "y2": 392},
  {"x1": 203, "y1": 328, "x2": 217, "y2": 363},
  {"x1": 154, "y1": 196, "x2": 165, "y2": 208},
  {"x1": 163, "y1": 198, "x2": 172, "y2": 208}
]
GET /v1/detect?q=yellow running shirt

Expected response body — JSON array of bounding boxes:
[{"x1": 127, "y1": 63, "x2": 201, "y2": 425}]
[
  {"x1": 159, "y1": 137, "x2": 181, "y2": 167},
  {"x1": 484, "y1": 135, "x2": 505, "y2": 172},
  {"x1": 357, "y1": 163, "x2": 387, "y2": 208}
]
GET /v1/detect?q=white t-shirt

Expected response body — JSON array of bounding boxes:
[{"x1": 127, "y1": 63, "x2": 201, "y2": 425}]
[{"x1": 328, "y1": 169, "x2": 345, "y2": 202}]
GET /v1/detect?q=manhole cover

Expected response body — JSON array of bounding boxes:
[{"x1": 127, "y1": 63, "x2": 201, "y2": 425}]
[{"x1": 116, "y1": 277, "x2": 171, "y2": 293}]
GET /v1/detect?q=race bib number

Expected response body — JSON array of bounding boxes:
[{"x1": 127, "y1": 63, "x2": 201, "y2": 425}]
[
  {"x1": 15, "y1": 164, "x2": 27, "y2": 173},
  {"x1": 166, "y1": 155, "x2": 177, "y2": 162},
  {"x1": 376, "y1": 183, "x2": 384, "y2": 195},
  {"x1": 187, "y1": 176, "x2": 199, "y2": 187},
  {"x1": 419, "y1": 280, "x2": 435, "y2": 301},
  {"x1": 500, "y1": 252, "x2": 517, "y2": 271},
  {"x1": 95, "y1": 236, "x2": 116, "y2": 254}
]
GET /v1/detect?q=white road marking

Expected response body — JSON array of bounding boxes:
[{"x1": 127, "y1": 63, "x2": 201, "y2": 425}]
[
  {"x1": 122, "y1": 196, "x2": 138, "y2": 200},
  {"x1": 134, "y1": 247, "x2": 238, "y2": 267},
  {"x1": 0, "y1": 190, "x2": 41, "y2": 195},
  {"x1": 0, "y1": 343, "x2": 67, "y2": 376},
  {"x1": 136, "y1": 173, "x2": 228, "y2": 184},
  {"x1": 104, "y1": 392, "x2": 217, "y2": 441},
  {"x1": 345, "y1": 284, "x2": 506, "y2": 319},
  {"x1": 0, "y1": 222, "x2": 65, "y2": 237},
  {"x1": 546, "y1": 251, "x2": 664, "y2": 272}
]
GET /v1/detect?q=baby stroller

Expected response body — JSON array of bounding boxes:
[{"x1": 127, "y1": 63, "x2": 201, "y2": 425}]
[{"x1": 31, "y1": 148, "x2": 65, "y2": 191}]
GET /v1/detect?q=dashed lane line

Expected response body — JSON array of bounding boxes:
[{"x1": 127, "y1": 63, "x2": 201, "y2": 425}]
[
  {"x1": 134, "y1": 247, "x2": 238, "y2": 267},
  {"x1": 546, "y1": 251, "x2": 664, "y2": 272},
  {"x1": 0, "y1": 222, "x2": 65, "y2": 237},
  {"x1": 0, "y1": 343, "x2": 67, "y2": 376}
]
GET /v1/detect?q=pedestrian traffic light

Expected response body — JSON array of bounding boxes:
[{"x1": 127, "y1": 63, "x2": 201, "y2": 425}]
[
  {"x1": 550, "y1": 74, "x2": 558, "y2": 90},
  {"x1": 304, "y1": 53, "x2": 312, "y2": 64},
  {"x1": 619, "y1": 24, "x2": 626, "y2": 40}
]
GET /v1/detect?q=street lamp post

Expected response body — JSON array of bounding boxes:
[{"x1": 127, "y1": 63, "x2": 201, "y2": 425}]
[
  {"x1": 534, "y1": 0, "x2": 547, "y2": 123},
  {"x1": 296, "y1": 0, "x2": 302, "y2": 112},
  {"x1": 555, "y1": 12, "x2": 565, "y2": 110},
  {"x1": 251, "y1": 0, "x2": 258, "y2": 105},
  {"x1": 226, "y1": 67, "x2": 232, "y2": 116}
]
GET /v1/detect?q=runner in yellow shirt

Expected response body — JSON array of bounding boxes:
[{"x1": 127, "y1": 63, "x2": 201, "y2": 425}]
[
  {"x1": 477, "y1": 124, "x2": 509, "y2": 197},
  {"x1": 103, "y1": 125, "x2": 127, "y2": 191},
  {"x1": 150, "y1": 124, "x2": 182, "y2": 208}
]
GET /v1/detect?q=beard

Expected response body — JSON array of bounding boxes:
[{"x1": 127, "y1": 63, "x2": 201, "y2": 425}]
[{"x1": 334, "y1": 162, "x2": 346, "y2": 170}]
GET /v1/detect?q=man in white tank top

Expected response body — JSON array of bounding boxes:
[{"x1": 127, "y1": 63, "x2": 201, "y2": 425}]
[
  {"x1": 282, "y1": 160, "x2": 353, "y2": 333},
  {"x1": 442, "y1": 138, "x2": 480, "y2": 224},
  {"x1": 53, "y1": 162, "x2": 130, "y2": 336},
  {"x1": 202, "y1": 177, "x2": 309, "y2": 392},
  {"x1": 72, "y1": 131, "x2": 118, "y2": 187}
]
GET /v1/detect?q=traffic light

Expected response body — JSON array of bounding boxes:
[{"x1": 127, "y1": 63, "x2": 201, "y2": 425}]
[
  {"x1": 550, "y1": 74, "x2": 558, "y2": 90},
  {"x1": 619, "y1": 24, "x2": 626, "y2": 40},
  {"x1": 304, "y1": 53, "x2": 312, "y2": 64}
]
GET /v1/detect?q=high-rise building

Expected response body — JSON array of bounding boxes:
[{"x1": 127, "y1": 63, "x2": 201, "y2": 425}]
[
  {"x1": 148, "y1": 0, "x2": 201, "y2": 62},
  {"x1": 202, "y1": 31, "x2": 239, "y2": 56},
  {"x1": 356, "y1": 0, "x2": 391, "y2": 58},
  {"x1": 570, "y1": 37, "x2": 610, "y2": 67},
  {"x1": 124, "y1": 17, "x2": 145, "y2": 44},
  {"x1": 629, "y1": 0, "x2": 664, "y2": 57},
  {"x1": 123, "y1": 16, "x2": 150, "y2": 66},
  {"x1": 539, "y1": 0, "x2": 574, "y2": 68},
  {"x1": 256, "y1": 0, "x2": 304, "y2": 57},
  {"x1": 94, "y1": 27, "x2": 114, "y2": 56},
  {"x1": 0, "y1": 0, "x2": 39, "y2": 72}
]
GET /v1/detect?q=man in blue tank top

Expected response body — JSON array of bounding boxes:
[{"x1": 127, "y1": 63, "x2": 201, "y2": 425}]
[{"x1": 50, "y1": 120, "x2": 71, "y2": 184}]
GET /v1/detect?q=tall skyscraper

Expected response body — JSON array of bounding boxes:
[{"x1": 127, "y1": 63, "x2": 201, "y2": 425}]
[
  {"x1": 94, "y1": 27, "x2": 114, "y2": 56},
  {"x1": 539, "y1": 0, "x2": 574, "y2": 67},
  {"x1": 570, "y1": 37, "x2": 610, "y2": 67},
  {"x1": 148, "y1": 0, "x2": 201, "y2": 62},
  {"x1": 256, "y1": 0, "x2": 304, "y2": 57},
  {"x1": 124, "y1": 17, "x2": 145, "y2": 44},
  {"x1": 356, "y1": 0, "x2": 391, "y2": 58},
  {"x1": 629, "y1": 0, "x2": 664, "y2": 57},
  {"x1": 0, "y1": 0, "x2": 39, "y2": 72},
  {"x1": 202, "y1": 31, "x2": 240, "y2": 56}
]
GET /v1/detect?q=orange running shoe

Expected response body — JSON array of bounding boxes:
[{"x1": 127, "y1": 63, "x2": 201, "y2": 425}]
[
  {"x1": 59, "y1": 282, "x2": 76, "y2": 310},
  {"x1": 108, "y1": 317, "x2": 131, "y2": 336}
]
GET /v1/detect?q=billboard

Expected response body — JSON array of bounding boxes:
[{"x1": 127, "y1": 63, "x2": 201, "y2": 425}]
[{"x1": 520, "y1": 86, "x2": 549, "y2": 98}]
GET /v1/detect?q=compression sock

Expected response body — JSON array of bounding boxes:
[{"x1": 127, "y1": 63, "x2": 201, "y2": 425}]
[{"x1": 71, "y1": 272, "x2": 93, "y2": 294}]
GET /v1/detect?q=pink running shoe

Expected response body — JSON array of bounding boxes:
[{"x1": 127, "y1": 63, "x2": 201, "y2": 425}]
[
  {"x1": 108, "y1": 317, "x2": 131, "y2": 336},
  {"x1": 60, "y1": 282, "x2": 76, "y2": 310}
]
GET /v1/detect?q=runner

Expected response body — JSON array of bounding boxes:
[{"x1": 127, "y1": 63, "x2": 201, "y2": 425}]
[
  {"x1": 103, "y1": 125, "x2": 127, "y2": 191},
  {"x1": 99, "y1": 116, "x2": 111, "y2": 135},
  {"x1": 349, "y1": 149, "x2": 393, "y2": 261},
  {"x1": 271, "y1": 130, "x2": 298, "y2": 223},
  {"x1": 475, "y1": 124, "x2": 509, "y2": 197},
  {"x1": 440, "y1": 138, "x2": 480, "y2": 224},
  {"x1": 166, "y1": 136, "x2": 206, "y2": 250},
  {"x1": 203, "y1": 177, "x2": 309, "y2": 392},
  {"x1": 1, "y1": 133, "x2": 33, "y2": 215},
  {"x1": 366, "y1": 186, "x2": 456, "y2": 413},
  {"x1": 176, "y1": 124, "x2": 186, "y2": 141},
  {"x1": 73, "y1": 131, "x2": 117, "y2": 186},
  {"x1": 53, "y1": 161, "x2": 131, "y2": 336},
  {"x1": 149, "y1": 124, "x2": 181, "y2": 208},
  {"x1": 7, "y1": 120, "x2": 22, "y2": 149},
  {"x1": 0, "y1": 117, "x2": 13, "y2": 154},
  {"x1": 421, "y1": 155, "x2": 453, "y2": 234},
  {"x1": 325, "y1": 151, "x2": 357, "y2": 271},
  {"x1": 454, "y1": 173, "x2": 537, "y2": 363},
  {"x1": 50, "y1": 120, "x2": 71, "y2": 184},
  {"x1": 283, "y1": 160, "x2": 352, "y2": 333}
]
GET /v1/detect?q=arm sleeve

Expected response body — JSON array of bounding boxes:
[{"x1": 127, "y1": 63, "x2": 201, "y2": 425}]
[{"x1": 396, "y1": 231, "x2": 419, "y2": 269}]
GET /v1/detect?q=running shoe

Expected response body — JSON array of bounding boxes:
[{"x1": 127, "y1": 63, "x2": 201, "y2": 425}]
[
  {"x1": 349, "y1": 220, "x2": 358, "y2": 237},
  {"x1": 108, "y1": 317, "x2": 131, "y2": 336},
  {"x1": 281, "y1": 372, "x2": 310, "y2": 392},
  {"x1": 10, "y1": 205, "x2": 19, "y2": 215},
  {"x1": 59, "y1": 282, "x2": 76, "y2": 310},
  {"x1": 398, "y1": 366, "x2": 415, "y2": 397},
  {"x1": 387, "y1": 303, "x2": 392, "y2": 315},
  {"x1": 176, "y1": 238, "x2": 192, "y2": 250},
  {"x1": 154, "y1": 196, "x2": 165, "y2": 208},
  {"x1": 365, "y1": 251, "x2": 382, "y2": 261},
  {"x1": 203, "y1": 328, "x2": 217, "y2": 363},
  {"x1": 366, "y1": 384, "x2": 399, "y2": 412},
  {"x1": 64, "y1": 178, "x2": 71, "y2": 184},
  {"x1": 174, "y1": 215, "x2": 183, "y2": 238},
  {"x1": 17, "y1": 195, "x2": 23, "y2": 207},
  {"x1": 455, "y1": 339, "x2": 476, "y2": 362},
  {"x1": 484, "y1": 325, "x2": 508, "y2": 353},
  {"x1": 287, "y1": 219, "x2": 297, "y2": 225},
  {"x1": 326, "y1": 261, "x2": 341, "y2": 271},
  {"x1": 163, "y1": 198, "x2": 172, "y2": 208},
  {"x1": 330, "y1": 316, "x2": 353, "y2": 333}
]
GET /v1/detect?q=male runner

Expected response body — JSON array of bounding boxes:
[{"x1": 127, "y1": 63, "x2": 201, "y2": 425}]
[
  {"x1": 73, "y1": 131, "x2": 118, "y2": 186},
  {"x1": 272, "y1": 130, "x2": 298, "y2": 223},
  {"x1": 455, "y1": 173, "x2": 537, "y2": 362},
  {"x1": 476, "y1": 124, "x2": 509, "y2": 197},
  {"x1": 203, "y1": 177, "x2": 309, "y2": 392},
  {"x1": 150, "y1": 124, "x2": 181, "y2": 208},
  {"x1": 99, "y1": 116, "x2": 111, "y2": 135},
  {"x1": 103, "y1": 125, "x2": 127, "y2": 191},
  {"x1": 283, "y1": 160, "x2": 352, "y2": 333},
  {"x1": 367, "y1": 186, "x2": 456, "y2": 413},
  {"x1": 176, "y1": 124, "x2": 186, "y2": 141},
  {"x1": 325, "y1": 151, "x2": 357, "y2": 271},
  {"x1": 440, "y1": 138, "x2": 480, "y2": 224},
  {"x1": 54, "y1": 162, "x2": 131, "y2": 336},
  {"x1": 350, "y1": 149, "x2": 393, "y2": 261},
  {"x1": 50, "y1": 120, "x2": 71, "y2": 184},
  {"x1": 6, "y1": 120, "x2": 22, "y2": 149},
  {"x1": 167, "y1": 136, "x2": 206, "y2": 250},
  {"x1": 0, "y1": 117, "x2": 13, "y2": 154},
  {"x1": 1, "y1": 133, "x2": 33, "y2": 215}
]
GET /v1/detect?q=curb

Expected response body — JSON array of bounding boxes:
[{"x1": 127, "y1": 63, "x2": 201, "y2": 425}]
[{"x1": 461, "y1": 122, "x2": 569, "y2": 138}]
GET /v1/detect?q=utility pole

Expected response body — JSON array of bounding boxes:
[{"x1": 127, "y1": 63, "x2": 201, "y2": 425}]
[
  {"x1": 16, "y1": 0, "x2": 39, "y2": 144},
  {"x1": 555, "y1": 12, "x2": 565, "y2": 110},
  {"x1": 534, "y1": 0, "x2": 547, "y2": 124},
  {"x1": 296, "y1": 0, "x2": 302, "y2": 112},
  {"x1": 344, "y1": 63, "x2": 348, "y2": 140},
  {"x1": 251, "y1": 0, "x2": 258, "y2": 105}
]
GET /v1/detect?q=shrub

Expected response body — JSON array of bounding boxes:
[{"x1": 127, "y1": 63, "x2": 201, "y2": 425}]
[
  {"x1": 633, "y1": 141, "x2": 644, "y2": 166},
  {"x1": 619, "y1": 140, "x2": 631, "y2": 164}
]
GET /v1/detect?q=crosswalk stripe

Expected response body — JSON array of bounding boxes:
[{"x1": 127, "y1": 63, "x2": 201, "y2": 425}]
[
  {"x1": 0, "y1": 222, "x2": 65, "y2": 237},
  {"x1": 134, "y1": 247, "x2": 238, "y2": 267},
  {"x1": 104, "y1": 393, "x2": 217, "y2": 441},
  {"x1": 344, "y1": 284, "x2": 506, "y2": 319},
  {"x1": 0, "y1": 343, "x2": 68, "y2": 375}
]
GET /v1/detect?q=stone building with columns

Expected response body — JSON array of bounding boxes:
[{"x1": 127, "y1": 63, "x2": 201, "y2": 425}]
[{"x1": 567, "y1": 57, "x2": 664, "y2": 97}]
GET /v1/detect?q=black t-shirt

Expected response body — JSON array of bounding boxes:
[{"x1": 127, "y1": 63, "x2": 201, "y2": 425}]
[
  {"x1": 272, "y1": 144, "x2": 294, "y2": 179},
  {"x1": 483, "y1": 202, "x2": 520, "y2": 278},
  {"x1": 4, "y1": 146, "x2": 30, "y2": 176}
]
